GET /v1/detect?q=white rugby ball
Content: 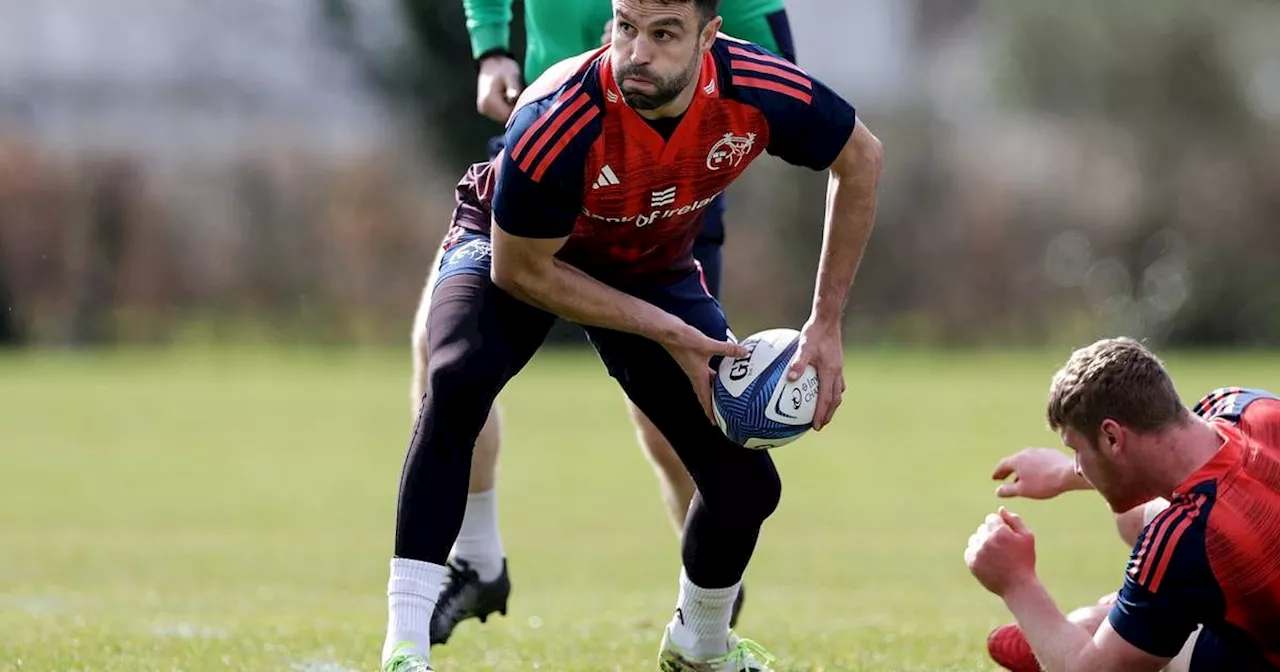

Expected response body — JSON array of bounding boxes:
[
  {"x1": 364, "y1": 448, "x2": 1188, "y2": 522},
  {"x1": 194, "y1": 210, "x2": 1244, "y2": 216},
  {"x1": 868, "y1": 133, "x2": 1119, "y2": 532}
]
[{"x1": 713, "y1": 328, "x2": 819, "y2": 450}]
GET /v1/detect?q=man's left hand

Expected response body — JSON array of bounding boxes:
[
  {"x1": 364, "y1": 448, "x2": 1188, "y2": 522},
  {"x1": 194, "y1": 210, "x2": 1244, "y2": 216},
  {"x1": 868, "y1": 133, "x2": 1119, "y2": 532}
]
[
  {"x1": 786, "y1": 317, "x2": 844, "y2": 430},
  {"x1": 965, "y1": 507, "x2": 1038, "y2": 596}
]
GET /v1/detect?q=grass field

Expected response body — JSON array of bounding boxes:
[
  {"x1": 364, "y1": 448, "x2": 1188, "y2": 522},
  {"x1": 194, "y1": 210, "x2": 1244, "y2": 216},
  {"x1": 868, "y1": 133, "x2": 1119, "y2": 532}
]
[{"x1": 2, "y1": 345, "x2": 1276, "y2": 671}]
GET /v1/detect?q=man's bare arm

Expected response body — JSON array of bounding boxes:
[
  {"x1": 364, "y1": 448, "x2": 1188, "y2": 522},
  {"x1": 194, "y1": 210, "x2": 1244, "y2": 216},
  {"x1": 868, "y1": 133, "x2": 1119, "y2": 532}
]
[{"x1": 489, "y1": 227, "x2": 691, "y2": 344}]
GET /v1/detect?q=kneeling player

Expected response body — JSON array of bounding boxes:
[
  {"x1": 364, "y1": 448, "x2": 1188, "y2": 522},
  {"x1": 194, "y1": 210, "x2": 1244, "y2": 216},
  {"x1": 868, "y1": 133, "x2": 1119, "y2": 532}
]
[
  {"x1": 381, "y1": 1, "x2": 883, "y2": 670},
  {"x1": 968, "y1": 339, "x2": 1280, "y2": 671}
]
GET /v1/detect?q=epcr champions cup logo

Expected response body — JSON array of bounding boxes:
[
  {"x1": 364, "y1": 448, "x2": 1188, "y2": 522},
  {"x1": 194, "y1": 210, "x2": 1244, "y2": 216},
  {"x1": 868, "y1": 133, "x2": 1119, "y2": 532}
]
[{"x1": 705, "y1": 132, "x2": 756, "y2": 171}]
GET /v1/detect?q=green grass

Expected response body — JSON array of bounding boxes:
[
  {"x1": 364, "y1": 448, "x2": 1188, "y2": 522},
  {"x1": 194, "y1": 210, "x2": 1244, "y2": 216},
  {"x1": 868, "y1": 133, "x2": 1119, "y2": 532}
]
[{"x1": 1, "y1": 346, "x2": 1276, "y2": 671}]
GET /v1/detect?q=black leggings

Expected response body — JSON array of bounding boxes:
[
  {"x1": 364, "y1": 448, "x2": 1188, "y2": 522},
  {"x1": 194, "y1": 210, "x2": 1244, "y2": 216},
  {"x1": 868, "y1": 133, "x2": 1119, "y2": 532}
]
[{"x1": 395, "y1": 271, "x2": 782, "y2": 588}]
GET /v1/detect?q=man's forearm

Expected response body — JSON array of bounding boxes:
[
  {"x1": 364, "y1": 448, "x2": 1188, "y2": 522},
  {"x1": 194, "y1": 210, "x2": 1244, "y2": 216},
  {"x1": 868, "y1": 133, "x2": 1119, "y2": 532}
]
[
  {"x1": 1003, "y1": 579, "x2": 1097, "y2": 672},
  {"x1": 498, "y1": 258, "x2": 682, "y2": 344},
  {"x1": 810, "y1": 127, "x2": 881, "y2": 324}
]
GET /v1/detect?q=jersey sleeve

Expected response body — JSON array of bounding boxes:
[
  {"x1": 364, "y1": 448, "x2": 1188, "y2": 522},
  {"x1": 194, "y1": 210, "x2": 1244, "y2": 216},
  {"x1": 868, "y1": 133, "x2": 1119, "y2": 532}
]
[
  {"x1": 1193, "y1": 388, "x2": 1280, "y2": 447},
  {"x1": 1238, "y1": 395, "x2": 1280, "y2": 447},
  {"x1": 462, "y1": 0, "x2": 514, "y2": 59},
  {"x1": 724, "y1": 42, "x2": 857, "y2": 170},
  {"x1": 1107, "y1": 492, "x2": 1223, "y2": 657},
  {"x1": 491, "y1": 92, "x2": 596, "y2": 239}
]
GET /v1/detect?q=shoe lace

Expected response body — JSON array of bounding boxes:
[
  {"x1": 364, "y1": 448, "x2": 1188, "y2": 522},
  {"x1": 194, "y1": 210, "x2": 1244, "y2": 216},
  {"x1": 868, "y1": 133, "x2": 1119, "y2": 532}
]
[
  {"x1": 434, "y1": 559, "x2": 479, "y2": 625},
  {"x1": 727, "y1": 638, "x2": 776, "y2": 670}
]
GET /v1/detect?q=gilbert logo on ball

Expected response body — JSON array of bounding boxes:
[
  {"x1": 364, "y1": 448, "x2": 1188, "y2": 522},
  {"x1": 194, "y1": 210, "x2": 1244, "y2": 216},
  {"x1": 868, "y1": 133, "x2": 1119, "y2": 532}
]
[{"x1": 713, "y1": 328, "x2": 819, "y2": 450}]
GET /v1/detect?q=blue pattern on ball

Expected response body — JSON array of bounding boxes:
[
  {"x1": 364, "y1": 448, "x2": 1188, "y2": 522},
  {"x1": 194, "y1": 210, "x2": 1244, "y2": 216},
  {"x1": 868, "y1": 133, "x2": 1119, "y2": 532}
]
[{"x1": 713, "y1": 337, "x2": 810, "y2": 446}]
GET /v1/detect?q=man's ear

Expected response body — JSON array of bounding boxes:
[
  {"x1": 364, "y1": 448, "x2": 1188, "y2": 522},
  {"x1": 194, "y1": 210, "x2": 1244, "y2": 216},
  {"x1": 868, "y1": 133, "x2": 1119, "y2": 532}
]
[
  {"x1": 1099, "y1": 418, "x2": 1124, "y2": 456},
  {"x1": 700, "y1": 16, "x2": 722, "y2": 53}
]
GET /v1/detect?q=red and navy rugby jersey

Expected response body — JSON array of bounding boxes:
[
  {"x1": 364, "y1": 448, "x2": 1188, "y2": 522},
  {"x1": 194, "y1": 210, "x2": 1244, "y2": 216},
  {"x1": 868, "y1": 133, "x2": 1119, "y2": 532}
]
[
  {"x1": 450, "y1": 36, "x2": 857, "y2": 289},
  {"x1": 1108, "y1": 387, "x2": 1280, "y2": 666}
]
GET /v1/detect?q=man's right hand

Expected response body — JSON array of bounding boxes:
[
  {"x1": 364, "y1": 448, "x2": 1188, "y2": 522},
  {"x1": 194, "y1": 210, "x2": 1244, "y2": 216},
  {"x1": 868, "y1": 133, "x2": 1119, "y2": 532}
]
[
  {"x1": 992, "y1": 447, "x2": 1091, "y2": 499},
  {"x1": 661, "y1": 325, "x2": 750, "y2": 424},
  {"x1": 477, "y1": 55, "x2": 523, "y2": 123}
]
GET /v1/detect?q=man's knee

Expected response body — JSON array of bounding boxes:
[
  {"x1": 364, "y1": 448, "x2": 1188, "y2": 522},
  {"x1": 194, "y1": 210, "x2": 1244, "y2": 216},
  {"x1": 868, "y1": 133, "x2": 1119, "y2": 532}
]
[
  {"x1": 413, "y1": 354, "x2": 503, "y2": 467},
  {"x1": 418, "y1": 321, "x2": 505, "y2": 430},
  {"x1": 1066, "y1": 603, "x2": 1110, "y2": 635},
  {"x1": 427, "y1": 347, "x2": 502, "y2": 403},
  {"x1": 702, "y1": 456, "x2": 782, "y2": 525},
  {"x1": 629, "y1": 402, "x2": 780, "y2": 523}
]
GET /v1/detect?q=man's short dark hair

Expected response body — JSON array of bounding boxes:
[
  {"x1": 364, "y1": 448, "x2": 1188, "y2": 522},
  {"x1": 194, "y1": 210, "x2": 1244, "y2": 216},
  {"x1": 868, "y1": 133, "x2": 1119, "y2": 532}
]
[
  {"x1": 693, "y1": 0, "x2": 721, "y2": 24},
  {"x1": 656, "y1": 0, "x2": 721, "y2": 27}
]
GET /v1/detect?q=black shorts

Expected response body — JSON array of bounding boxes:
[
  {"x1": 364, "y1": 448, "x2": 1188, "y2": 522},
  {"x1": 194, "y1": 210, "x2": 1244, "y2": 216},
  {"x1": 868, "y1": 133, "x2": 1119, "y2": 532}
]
[{"x1": 435, "y1": 232, "x2": 729, "y2": 356}]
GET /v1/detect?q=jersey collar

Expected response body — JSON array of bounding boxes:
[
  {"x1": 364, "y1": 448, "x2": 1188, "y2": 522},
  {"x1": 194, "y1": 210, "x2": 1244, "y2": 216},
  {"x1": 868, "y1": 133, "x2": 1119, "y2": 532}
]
[
  {"x1": 599, "y1": 50, "x2": 719, "y2": 162},
  {"x1": 1174, "y1": 420, "x2": 1246, "y2": 496}
]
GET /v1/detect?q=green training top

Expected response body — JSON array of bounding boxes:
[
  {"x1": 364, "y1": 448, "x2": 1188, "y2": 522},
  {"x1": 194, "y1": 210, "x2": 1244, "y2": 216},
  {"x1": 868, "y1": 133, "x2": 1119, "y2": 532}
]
[{"x1": 464, "y1": 0, "x2": 788, "y2": 83}]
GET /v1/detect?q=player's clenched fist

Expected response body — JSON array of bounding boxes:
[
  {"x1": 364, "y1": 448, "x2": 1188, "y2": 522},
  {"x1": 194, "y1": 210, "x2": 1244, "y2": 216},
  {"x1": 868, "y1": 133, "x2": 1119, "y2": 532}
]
[
  {"x1": 965, "y1": 507, "x2": 1037, "y2": 597},
  {"x1": 477, "y1": 55, "x2": 523, "y2": 123}
]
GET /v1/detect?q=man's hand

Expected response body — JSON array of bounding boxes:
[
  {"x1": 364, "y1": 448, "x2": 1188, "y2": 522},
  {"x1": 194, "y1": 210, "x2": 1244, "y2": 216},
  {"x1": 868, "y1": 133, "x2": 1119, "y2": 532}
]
[
  {"x1": 785, "y1": 317, "x2": 844, "y2": 430},
  {"x1": 965, "y1": 507, "x2": 1038, "y2": 596},
  {"x1": 992, "y1": 448, "x2": 1090, "y2": 499},
  {"x1": 477, "y1": 55, "x2": 523, "y2": 123},
  {"x1": 661, "y1": 325, "x2": 750, "y2": 424}
]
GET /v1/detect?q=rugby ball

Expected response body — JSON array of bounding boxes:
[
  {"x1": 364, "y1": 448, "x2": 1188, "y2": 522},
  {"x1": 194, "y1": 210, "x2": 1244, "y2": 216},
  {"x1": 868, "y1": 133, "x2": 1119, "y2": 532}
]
[{"x1": 713, "y1": 328, "x2": 819, "y2": 450}]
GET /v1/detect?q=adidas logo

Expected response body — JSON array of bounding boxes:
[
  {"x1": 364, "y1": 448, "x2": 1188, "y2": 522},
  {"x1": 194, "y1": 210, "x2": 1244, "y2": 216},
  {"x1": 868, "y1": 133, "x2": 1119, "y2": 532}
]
[
  {"x1": 650, "y1": 186, "x2": 676, "y2": 207},
  {"x1": 593, "y1": 165, "x2": 620, "y2": 190}
]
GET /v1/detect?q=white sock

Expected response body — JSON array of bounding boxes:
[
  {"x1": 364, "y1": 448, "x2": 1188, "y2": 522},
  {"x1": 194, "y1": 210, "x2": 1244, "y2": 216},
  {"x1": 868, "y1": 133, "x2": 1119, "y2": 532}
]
[
  {"x1": 667, "y1": 568, "x2": 739, "y2": 659},
  {"x1": 382, "y1": 557, "x2": 446, "y2": 665},
  {"x1": 450, "y1": 489, "x2": 505, "y2": 581}
]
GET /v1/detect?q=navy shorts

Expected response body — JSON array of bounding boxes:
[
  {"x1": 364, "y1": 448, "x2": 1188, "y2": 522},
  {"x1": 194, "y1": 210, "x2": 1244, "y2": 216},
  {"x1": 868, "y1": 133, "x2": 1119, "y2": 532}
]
[
  {"x1": 583, "y1": 266, "x2": 730, "y2": 382},
  {"x1": 433, "y1": 231, "x2": 728, "y2": 358}
]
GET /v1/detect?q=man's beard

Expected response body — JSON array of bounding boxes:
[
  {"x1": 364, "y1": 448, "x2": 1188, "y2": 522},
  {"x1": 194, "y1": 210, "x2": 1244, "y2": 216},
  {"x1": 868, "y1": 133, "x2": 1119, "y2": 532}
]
[{"x1": 616, "y1": 56, "x2": 698, "y2": 111}]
